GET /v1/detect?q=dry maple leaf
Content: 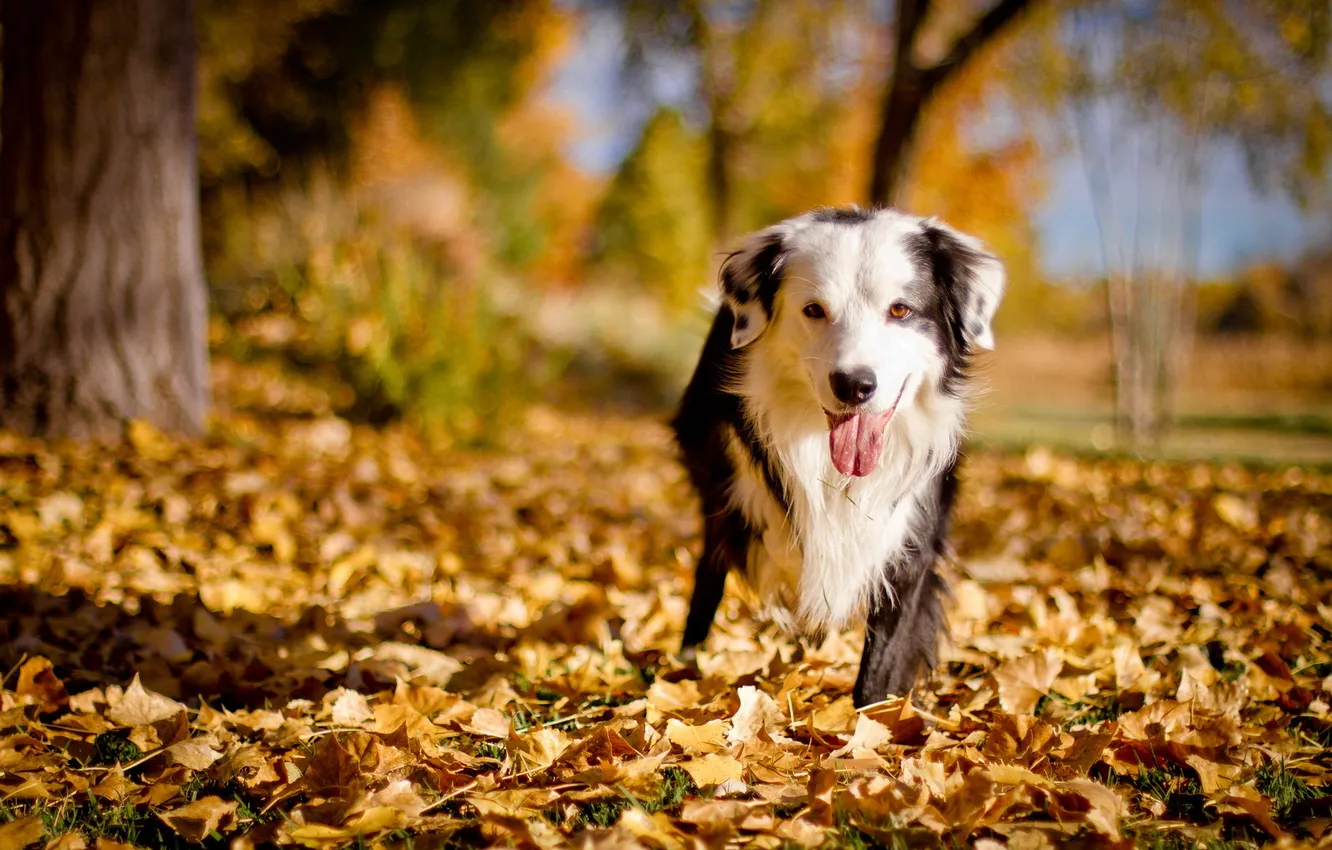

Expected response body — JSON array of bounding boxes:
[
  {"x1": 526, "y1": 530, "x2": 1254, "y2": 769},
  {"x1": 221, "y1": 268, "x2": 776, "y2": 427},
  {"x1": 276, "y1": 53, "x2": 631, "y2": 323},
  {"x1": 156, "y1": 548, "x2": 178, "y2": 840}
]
[
  {"x1": 158, "y1": 795, "x2": 239, "y2": 842},
  {"x1": 104, "y1": 674, "x2": 187, "y2": 728},
  {"x1": 679, "y1": 752, "x2": 745, "y2": 787},
  {"x1": 727, "y1": 686, "x2": 794, "y2": 746},
  {"x1": 664, "y1": 717, "x2": 728, "y2": 754},
  {"x1": 1, "y1": 388, "x2": 1329, "y2": 847},
  {"x1": 15, "y1": 657, "x2": 68, "y2": 714},
  {"x1": 994, "y1": 649, "x2": 1063, "y2": 715}
]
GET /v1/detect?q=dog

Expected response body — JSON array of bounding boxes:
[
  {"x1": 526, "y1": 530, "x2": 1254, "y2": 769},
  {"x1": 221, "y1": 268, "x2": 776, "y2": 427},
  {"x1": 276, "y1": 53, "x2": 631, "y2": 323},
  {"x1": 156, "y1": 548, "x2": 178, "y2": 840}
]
[{"x1": 671, "y1": 206, "x2": 1004, "y2": 707}]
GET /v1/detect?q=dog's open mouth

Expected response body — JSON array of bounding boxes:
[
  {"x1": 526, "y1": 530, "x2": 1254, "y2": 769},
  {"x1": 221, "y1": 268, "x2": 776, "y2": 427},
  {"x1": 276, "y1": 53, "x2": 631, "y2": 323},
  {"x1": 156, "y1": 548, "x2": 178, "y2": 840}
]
[{"x1": 825, "y1": 380, "x2": 908, "y2": 477}]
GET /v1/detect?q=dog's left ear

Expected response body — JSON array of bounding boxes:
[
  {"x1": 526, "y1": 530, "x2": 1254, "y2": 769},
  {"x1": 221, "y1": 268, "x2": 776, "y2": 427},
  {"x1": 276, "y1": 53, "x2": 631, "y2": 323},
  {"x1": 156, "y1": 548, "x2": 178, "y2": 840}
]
[
  {"x1": 919, "y1": 220, "x2": 1006, "y2": 351},
  {"x1": 719, "y1": 230, "x2": 788, "y2": 349}
]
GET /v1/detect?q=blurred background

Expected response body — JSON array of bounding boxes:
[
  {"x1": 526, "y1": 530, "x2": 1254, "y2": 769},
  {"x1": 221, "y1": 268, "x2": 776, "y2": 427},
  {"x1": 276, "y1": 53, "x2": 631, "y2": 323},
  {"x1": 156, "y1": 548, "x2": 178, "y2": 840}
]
[{"x1": 200, "y1": 0, "x2": 1332, "y2": 464}]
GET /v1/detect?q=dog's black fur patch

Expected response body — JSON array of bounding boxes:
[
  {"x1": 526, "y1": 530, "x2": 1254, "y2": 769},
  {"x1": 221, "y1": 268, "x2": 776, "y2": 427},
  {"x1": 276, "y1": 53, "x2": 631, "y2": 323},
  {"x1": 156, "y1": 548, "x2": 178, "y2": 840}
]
[
  {"x1": 809, "y1": 206, "x2": 878, "y2": 225},
  {"x1": 720, "y1": 233, "x2": 787, "y2": 323}
]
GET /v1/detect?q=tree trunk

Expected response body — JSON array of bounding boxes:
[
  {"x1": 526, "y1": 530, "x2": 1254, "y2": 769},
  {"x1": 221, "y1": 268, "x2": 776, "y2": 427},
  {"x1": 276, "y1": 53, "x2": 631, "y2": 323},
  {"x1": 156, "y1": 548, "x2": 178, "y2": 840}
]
[
  {"x1": 869, "y1": 0, "x2": 929, "y2": 207},
  {"x1": 706, "y1": 91, "x2": 737, "y2": 244},
  {"x1": 868, "y1": 0, "x2": 1033, "y2": 207},
  {"x1": 0, "y1": 0, "x2": 209, "y2": 439},
  {"x1": 868, "y1": 75, "x2": 928, "y2": 208}
]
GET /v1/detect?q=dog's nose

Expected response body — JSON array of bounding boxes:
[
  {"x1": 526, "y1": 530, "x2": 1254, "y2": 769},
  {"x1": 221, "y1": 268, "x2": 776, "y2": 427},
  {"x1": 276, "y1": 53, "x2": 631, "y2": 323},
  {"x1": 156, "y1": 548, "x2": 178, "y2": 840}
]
[{"x1": 830, "y1": 367, "x2": 877, "y2": 405}]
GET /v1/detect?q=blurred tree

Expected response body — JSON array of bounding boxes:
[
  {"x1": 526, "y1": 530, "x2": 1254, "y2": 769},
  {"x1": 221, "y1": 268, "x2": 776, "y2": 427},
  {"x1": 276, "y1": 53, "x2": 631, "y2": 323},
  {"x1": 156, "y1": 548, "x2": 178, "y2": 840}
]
[
  {"x1": 607, "y1": 0, "x2": 1051, "y2": 314},
  {"x1": 1066, "y1": 0, "x2": 1331, "y2": 446},
  {"x1": 592, "y1": 109, "x2": 713, "y2": 310},
  {"x1": 901, "y1": 3, "x2": 1059, "y2": 311},
  {"x1": 869, "y1": 0, "x2": 1035, "y2": 205},
  {"x1": 198, "y1": 0, "x2": 572, "y2": 277},
  {"x1": 197, "y1": 0, "x2": 591, "y2": 439},
  {"x1": 0, "y1": 0, "x2": 210, "y2": 438},
  {"x1": 614, "y1": 0, "x2": 886, "y2": 242}
]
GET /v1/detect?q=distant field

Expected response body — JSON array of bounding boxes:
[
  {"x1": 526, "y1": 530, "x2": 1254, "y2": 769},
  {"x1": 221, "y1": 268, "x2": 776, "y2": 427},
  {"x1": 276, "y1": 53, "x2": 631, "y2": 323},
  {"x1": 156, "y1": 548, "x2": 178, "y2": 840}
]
[
  {"x1": 546, "y1": 315, "x2": 1332, "y2": 465},
  {"x1": 974, "y1": 334, "x2": 1332, "y2": 465}
]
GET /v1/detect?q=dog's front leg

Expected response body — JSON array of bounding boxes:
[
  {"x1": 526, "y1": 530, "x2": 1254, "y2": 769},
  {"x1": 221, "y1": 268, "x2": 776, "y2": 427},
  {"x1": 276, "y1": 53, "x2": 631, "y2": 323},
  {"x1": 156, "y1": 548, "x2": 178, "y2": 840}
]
[
  {"x1": 681, "y1": 508, "x2": 748, "y2": 659},
  {"x1": 851, "y1": 561, "x2": 946, "y2": 707}
]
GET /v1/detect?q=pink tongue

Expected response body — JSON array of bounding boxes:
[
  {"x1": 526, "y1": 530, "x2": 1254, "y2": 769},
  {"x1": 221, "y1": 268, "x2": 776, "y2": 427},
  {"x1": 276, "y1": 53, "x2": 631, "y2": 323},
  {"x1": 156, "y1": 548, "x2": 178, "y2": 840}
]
[{"x1": 828, "y1": 411, "x2": 892, "y2": 477}]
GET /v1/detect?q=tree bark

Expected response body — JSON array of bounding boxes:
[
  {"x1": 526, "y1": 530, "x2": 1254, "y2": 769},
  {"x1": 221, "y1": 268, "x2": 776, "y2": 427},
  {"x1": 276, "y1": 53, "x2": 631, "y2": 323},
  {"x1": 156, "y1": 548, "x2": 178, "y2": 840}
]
[
  {"x1": 0, "y1": 0, "x2": 210, "y2": 439},
  {"x1": 869, "y1": 0, "x2": 1033, "y2": 207}
]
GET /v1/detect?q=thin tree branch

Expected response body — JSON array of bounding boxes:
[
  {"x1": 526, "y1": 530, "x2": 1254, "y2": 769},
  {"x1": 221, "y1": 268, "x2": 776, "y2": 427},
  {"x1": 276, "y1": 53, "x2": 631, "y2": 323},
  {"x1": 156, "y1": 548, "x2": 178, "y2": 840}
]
[{"x1": 920, "y1": 0, "x2": 1033, "y2": 95}]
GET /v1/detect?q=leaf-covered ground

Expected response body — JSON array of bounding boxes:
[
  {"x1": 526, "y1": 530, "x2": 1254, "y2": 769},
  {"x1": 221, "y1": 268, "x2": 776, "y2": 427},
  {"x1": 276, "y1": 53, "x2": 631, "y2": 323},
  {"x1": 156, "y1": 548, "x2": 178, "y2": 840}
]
[{"x1": 2, "y1": 370, "x2": 1331, "y2": 848}]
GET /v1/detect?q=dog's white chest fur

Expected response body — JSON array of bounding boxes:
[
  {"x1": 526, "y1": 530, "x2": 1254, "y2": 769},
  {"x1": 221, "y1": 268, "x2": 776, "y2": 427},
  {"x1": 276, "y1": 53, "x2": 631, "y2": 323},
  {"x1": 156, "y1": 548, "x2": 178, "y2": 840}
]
[{"x1": 724, "y1": 386, "x2": 962, "y2": 633}]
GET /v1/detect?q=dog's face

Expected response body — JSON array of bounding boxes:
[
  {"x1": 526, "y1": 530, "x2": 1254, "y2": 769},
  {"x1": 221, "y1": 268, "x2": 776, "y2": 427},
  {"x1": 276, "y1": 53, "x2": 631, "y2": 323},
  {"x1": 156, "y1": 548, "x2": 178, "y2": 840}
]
[{"x1": 721, "y1": 208, "x2": 1004, "y2": 477}]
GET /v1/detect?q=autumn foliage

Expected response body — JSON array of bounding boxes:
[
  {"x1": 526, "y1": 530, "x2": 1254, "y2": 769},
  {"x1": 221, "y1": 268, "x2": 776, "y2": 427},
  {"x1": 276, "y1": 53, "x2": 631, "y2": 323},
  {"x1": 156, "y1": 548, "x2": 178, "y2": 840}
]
[
  {"x1": 2, "y1": 2, "x2": 1331, "y2": 847},
  {"x1": 1, "y1": 352, "x2": 1330, "y2": 848}
]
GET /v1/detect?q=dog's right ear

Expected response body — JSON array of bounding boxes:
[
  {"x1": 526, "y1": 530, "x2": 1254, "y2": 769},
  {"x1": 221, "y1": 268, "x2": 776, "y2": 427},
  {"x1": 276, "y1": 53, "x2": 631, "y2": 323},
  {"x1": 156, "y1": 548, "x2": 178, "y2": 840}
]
[{"x1": 720, "y1": 230, "x2": 788, "y2": 349}]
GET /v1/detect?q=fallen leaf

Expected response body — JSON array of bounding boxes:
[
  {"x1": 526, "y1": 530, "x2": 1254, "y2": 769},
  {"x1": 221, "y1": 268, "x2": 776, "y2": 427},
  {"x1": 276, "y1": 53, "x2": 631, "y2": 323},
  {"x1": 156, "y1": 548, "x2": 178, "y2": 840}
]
[
  {"x1": 829, "y1": 713, "x2": 891, "y2": 758},
  {"x1": 157, "y1": 796, "x2": 238, "y2": 842},
  {"x1": 327, "y1": 688, "x2": 374, "y2": 728},
  {"x1": 167, "y1": 740, "x2": 224, "y2": 770},
  {"x1": 665, "y1": 718, "x2": 728, "y2": 754},
  {"x1": 994, "y1": 650, "x2": 1063, "y2": 715},
  {"x1": 106, "y1": 675, "x2": 186, "y2": 727},
  {"x1": 679, "y1": 753, "x2": 745, "y2": 786},
  {"x1": 0, "y1": 816, "x2": 44, "y2": 849},
  {"x1": 16, "y1": 657, "x2": 67, "y2": 714},
  {"x1": 728, "y1": 686, "x2": 793, "y2": 746}
]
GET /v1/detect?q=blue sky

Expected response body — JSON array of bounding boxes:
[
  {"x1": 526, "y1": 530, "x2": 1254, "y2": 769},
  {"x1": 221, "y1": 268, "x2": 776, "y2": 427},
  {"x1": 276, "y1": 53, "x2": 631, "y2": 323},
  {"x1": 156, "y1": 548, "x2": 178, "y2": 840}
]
[
  {"x1": 549, "y1": 11, "x2": 1326, "y2": 280},
  {"x1": 1036, "y1": 139, "x2": 1324, "y2": 279}
]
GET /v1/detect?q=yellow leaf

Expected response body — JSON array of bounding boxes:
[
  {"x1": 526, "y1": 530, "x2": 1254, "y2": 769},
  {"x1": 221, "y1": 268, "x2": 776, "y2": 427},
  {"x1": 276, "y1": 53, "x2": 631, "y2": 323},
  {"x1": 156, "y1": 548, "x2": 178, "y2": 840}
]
[
  {"x1": 463, "y1": 706, "x2": 511, "y2": 739},
  {"x1": 326, "y1": 688, "x2": 374, "y2": 728},
  {"x1": 647, "y1": 679, "x2": 701, "y2": 713},
  {"x1": 0, "y1": 816, "x2": 44, "y2": 849},
  {"x1": 727, "y1": 686, "x2": 794, "y2": 746},
  {"x1": 167, "y1": 740, "x2": 224, "y2": 770},
  {"x1": 665, "y1": 718, "x2": 728, "y2": 754},
  {"x1": 810, "y1": 696, "x2": 859, "y2": 734},
  {"x1": 829, "y1": 713, "x2": 891, "y2": 758},
  {"x1": 106, "y1": 674, "x2": 186, "y2": 727},
  {"x1": 1051, "y1": 779, "x2": 1123, "y2": 840},
  {"x1": 1219, "y1": 785, "x2": 1288, "y2": 839},
  {"x1": 45, "y1": 832, "x2": 89, "y2": 850},
  {"x1": 127, "y1": 419, "x2": 177, "y2": 462},
  {"x1": 987, "y1": 763, "x2": 1050, "y2": 788},
  {"x1": 994, "y1": 650, "x2": 1063, "y2": 715},
  {"x1": 157, "y1": 796, "x2": 238, "y2": 842},
  {"x1": 679, "y1": 753, "x2": 746, "y2": 787},
  {"x1": 510, "y1": 726, "x2": 570, "y2": 772},
  {"x1": 16, "y1": 656, "x2": 67, "y2": 714}
]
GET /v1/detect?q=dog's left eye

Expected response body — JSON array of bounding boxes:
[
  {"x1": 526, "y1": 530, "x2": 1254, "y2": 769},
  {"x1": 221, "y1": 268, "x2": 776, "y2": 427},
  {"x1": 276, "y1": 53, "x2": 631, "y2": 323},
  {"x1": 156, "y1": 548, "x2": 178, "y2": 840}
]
[{"x1": 887, "y1": 303, "x2": 912, "y2": 320}]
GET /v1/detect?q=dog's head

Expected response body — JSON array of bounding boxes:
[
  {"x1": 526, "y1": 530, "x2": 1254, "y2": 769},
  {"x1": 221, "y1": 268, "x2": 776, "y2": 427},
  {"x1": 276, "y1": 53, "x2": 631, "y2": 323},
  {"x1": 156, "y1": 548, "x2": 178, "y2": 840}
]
[{"x1": 721, "y1": 207, "x2": 1005, "y2": 477}]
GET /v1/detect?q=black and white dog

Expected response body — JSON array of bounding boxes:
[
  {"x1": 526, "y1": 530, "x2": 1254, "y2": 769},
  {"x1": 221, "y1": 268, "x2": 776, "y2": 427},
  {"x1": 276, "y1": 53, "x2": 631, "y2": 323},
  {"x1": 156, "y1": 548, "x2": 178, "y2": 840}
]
[{"x1": 672, "y1": 207, "x2": 1004, "y2": 707}]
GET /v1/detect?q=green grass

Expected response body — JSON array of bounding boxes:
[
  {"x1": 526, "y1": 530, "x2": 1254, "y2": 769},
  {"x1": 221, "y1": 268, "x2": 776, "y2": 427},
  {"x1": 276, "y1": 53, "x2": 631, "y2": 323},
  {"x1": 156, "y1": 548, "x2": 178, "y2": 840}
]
[
  {"x1": 570, "y1": 799, "x2": 632, "y2": 829},
  {"x1": 0, "y1": 773, "x2": 282, "y2": 849},
  {"x1": 474, "y1": 740, "x2": 507, "y2": 761},
  {"x1": 827, "y1": 808, "x2": 915, "y2": 850},
  {"x1": 92, "y1": 730, "x2": 144, "y2": 766},
  {"x1": 564, "y1": 767, "x2": 699, "y2": 830},
  {"x1": 1254, "y1": 759, "x2": 1316, "y2": 823},
  {"x1": 0, "y1": 797, "x2": 210, "y2": 849},
  {"x1": 1130, "y1": 765, "x2": 1208, "y2": 822},
  {"x1": 1063, "y1": 695, "x2": 1126, "y2": 728}
]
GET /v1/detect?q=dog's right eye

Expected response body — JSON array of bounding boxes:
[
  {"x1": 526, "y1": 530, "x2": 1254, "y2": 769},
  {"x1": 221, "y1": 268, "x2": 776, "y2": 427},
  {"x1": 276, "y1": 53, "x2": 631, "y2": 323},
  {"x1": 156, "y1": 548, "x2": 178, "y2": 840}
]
[{"x1": 802, "y1": 303, "x2": 827, "y2": 320}]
